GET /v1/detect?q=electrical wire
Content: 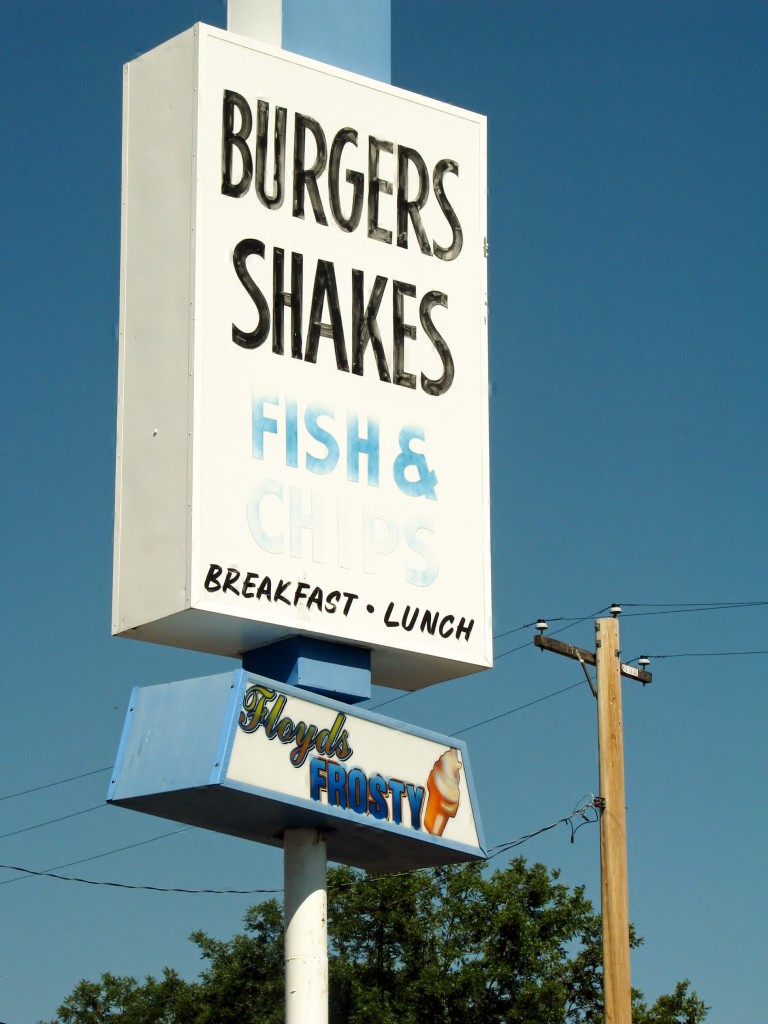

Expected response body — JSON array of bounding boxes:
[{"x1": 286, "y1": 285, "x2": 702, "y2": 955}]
[
  {"x1": 0, "y1": 827, "x2": 195, "y2": 888},
  {"x1": 4, "y1": 600, "x2": 762, "y2": 891},
  {"x1": 452, "y1": 681, "x2": 585, "y2": 736},
  {"x1": 621, "y1": 601, "x2": 767, "y2": 618},
  {"x1": 0, "y1": 863, "x2": 280, "y2": 895},
  {"x1": 643, "y1": 650, "x2": 768, "y2": 659},
  {"x1": 0, "y1": 766, "x2": 113, "y2": 803},
  {"x1": 486, "y1": 797, "x2": 599, "y2": 860},
  {"x1": 0, "y1": 795, "x2": 598, "y2": 892},
  {"x1": 0, "y1": 804, "x2": 106, "y2": 841}
]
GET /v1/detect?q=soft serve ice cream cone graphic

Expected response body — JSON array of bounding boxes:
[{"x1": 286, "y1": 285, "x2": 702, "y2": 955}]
[{"x1": 424, "y1": 748, "x2": 462, "y2": 836}]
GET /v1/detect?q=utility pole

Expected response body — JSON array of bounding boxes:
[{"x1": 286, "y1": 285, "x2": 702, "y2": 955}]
[{"x1": 534, "y1": 612, "x2": 651, "y2": 1024}]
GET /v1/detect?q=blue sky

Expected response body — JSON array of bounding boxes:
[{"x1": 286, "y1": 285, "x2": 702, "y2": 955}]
[{"x1": 1, "y1": 2, "x2": 766, "y2": 1022}]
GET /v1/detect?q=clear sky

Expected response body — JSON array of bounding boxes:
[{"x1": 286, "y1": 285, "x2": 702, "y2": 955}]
[{"x1": 1, "y1": 2, "x2": 766, "y2": 1022}]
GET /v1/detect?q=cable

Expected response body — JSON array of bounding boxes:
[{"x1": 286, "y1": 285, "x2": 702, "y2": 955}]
[
  {"x1": 452, "y1": 680, "x2": 585, "y2": 736},
  {"x1": 621, "y1": 602, "x2": 767, "y2": 618},
  {"x1": 0, "y1": 827, "x2": 195, "y2": 888},
  {"x1": 622, "y1": 601, "x2": 767, "y2": 608},
  {"x1": 0, "y1": 796, "x2": 598, "y2": 893},
  {"x1": 486, "y1": 797, "x2": 599, "y2": 860},
  {"x1": 0, "y1": 863, "x2": 281, "y2": 895},
  {"x1": 0, "y1": 766, "x2": 113, "y2": 803},
  {"x1": 495, "y1": 606, "x2": 609, "y2": 660},
  {"x1": 643, "y1": 650, "x2": 767, "y2": 659},
  {"x1": 0, "y1": 804, "x2": 106, "y2": 842}
]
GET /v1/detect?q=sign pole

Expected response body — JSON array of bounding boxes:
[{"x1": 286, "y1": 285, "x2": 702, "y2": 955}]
[{"x1": 284, "y1": 829, "x2": 328, "y2": 1024}]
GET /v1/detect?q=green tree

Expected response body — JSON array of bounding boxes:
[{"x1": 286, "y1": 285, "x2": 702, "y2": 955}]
[{"x1": 45, "y1": 859, "x2": 707, "y2": 1024}]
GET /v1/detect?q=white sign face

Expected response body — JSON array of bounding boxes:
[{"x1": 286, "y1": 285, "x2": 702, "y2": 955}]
[
  {"x1": 114, "y1": 25, "x2": 491, "y2": 688},
  {"x1": 226, "y1": 677, "x2": 482, "y2": 854}
]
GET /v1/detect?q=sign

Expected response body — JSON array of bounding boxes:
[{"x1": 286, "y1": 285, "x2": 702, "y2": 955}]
[
  {"x1": 113, "y1": 24, "x2": 491, "y2": 689},
  {"x1": 108, "y1": 670, "x2": 485, "y2": 871}
]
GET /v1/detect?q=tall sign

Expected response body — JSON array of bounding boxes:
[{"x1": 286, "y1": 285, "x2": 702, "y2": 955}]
[{"x1": 113, "y1": 24, "x2": 490, "y2": 688}]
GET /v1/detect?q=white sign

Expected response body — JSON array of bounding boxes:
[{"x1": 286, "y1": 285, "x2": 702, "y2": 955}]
[
  {"x1": 113, "y1": 25, "x2": 491, "y2": 688},
  {"x1": 108, "y1": 671, "x2": 485, "y2": 871}
]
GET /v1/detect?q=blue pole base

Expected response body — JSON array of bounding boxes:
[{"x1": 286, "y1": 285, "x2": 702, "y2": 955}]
[{"x1": 242, "y1": 637, "x2": 371, "y2": 704}]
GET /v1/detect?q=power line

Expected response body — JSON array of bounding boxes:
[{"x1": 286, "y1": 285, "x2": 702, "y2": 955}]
[
  {"x1": 453, "y1": 681, "x2": 585, "y2": 736},
  {"x1": 0, "y1": 796, "x2": 598, "y2": 893},
  {"x1": 0, "y1": 827, "x2": 195, "y2": 888},
  {"x1": 486, "y1": 797, "x2": 599, "y2": 860},
  {"x1": 621, "y1": 602, "x2": 767, "y2": 618},
  {"x1": 645, "y1": 649, "x2": 768, "y2": 659},
  {"x1": 0, "y1": 804, "x2": 106, "y2": 841},
  {"x1": 0, "y1": 766, "x2": 113, "y2": 803},
  {"x1": 0, "y1": 862, "x2": 280, "y2": 895}
]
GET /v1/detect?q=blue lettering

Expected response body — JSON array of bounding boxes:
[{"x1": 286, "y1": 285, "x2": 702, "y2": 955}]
[
  {"x1": 286, "y1": 397, "x2": 299, "y2": 468},
  {"x1": 252, "y1": 395, "x2": 279, "y2": 459},
  {"x1": 309, "y1": 757, "x2": 328, "y2": 801},
  {"x1": 368, "y1": 774, "x2": 389, "y2": 820},
  {"x1": 389, "y1": 778, "x2": 406, "y2": 825},
  {"x1": 305, "y1": 404, "x2": 339, "y2": 475},
  {"x1": 406, "y1": 784, "x2": 425, "y2": 829},
  {"x1": 327, "y1": 761, "x2": 348, "y2": 808},
  {"x1": 347, "y1": 413, "x2": 379, "y2": 486},
  {"x1": 347, "y1": 768, "x2": 368, "y2": 814}
]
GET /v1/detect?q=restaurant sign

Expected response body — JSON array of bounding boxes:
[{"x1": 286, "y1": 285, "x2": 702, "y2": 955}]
[{"x1": 108, "y1": 669, "x2": 485, "y2": 871}]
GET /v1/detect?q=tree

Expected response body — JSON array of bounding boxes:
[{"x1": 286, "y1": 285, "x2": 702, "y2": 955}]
[{"x1": 44, "y1": 858, "x2": 708, "y2": 1024}]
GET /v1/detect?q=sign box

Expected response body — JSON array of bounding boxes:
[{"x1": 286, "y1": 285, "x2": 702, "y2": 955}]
[
  {"x1": 113, "y1": 24, "x2": 491, "y2": 689},
  {"x1": 108, "y1": 670, "x2": 486, "y2": 872}
]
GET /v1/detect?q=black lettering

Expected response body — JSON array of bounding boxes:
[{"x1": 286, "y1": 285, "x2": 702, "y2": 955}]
[
  {"x1": 223, "y1": 568, "x2": 241, "y2": 596},
  {"x1": 294, "y1": 581, "x2": 310, "y2": 606},
  {"x1": 402, "y1": 605, "x2": 418, "y2": 631},
  {"x1": 204, "y1": 563, "x2": 223, "y2": 592},
  {"x1": 254, "y1": 100, "x2": 286, "y2": 209},
  {"x1": 329, "y1": 128, "x2": 364, "y2": 232},
  {"x1": 419, "y1": 291, "x2": 454, "y2": 396},
  {"x1": 242, "y1": 571, "x2": 259, "y2": 598},
  {"x1": 307, "y1": 586, "x2": 324, "y2": 611},
  {"x1": 397, "y1": 145, "x2": 432, "y2": 255},
  {"x1": 272, "y1": 248, "x2": 304, "y2": 358},
  {"x1": 392, "y1": 280, "x2": 417, "y2": 389},
  {"x1": 456, "y1": 617, "x2": 474, "y2": 641},
  {"x1": 341, "y1": 592, "x2": 358, "y2": 615},
  {"x1": 351, "y1": 270, "x2": 391, "y2": 381},
  {"x1": 221, "y1": 90, "x2": 253, "y2": 198},
  {"x1": 439, "y1": 614, "x2": 455, "y2": 638},
  {"x1": 432, "y1": 159, "x2": 463, "y2": 261},
  {"x1": 274, "y1": 580, "x2": 292, "y2": 605},
  {"x1": 384, "y1": 602, "x2": 398, "y2": 627},
  {"x1": 293, "y1": 113, "x2": 328, "y2": 224},
  {"x1": 305, "y1": 260, "x2": 349, "y2": 371},
  {"x1": 232, "y1": 239, "x2": 270, "y2": 349},
  {"x1": 367, "y1": 136, "x2": 393, "y2": 244},
  {"x1": 420, "y1": 609, "x2": 439, "y2": 635},
  {"x1": 257, "y1": 576, "x2": 273, "y2": 600},
  {"x1": 325, "y1": 591, "x2": 341, "y2": 613}
]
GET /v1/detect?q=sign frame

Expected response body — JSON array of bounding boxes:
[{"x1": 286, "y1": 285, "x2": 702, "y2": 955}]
[{"x1": 113, "y1": 24, "x2": 491, "y2": 689}]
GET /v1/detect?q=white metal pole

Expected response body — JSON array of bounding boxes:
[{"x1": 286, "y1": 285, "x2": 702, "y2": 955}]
[
  {"x1": 227, "y1": 0, "x2": 282, "y2": 46},
  {"x1": 284, "y1": 828, "x2": 328, "y2": 1024}
]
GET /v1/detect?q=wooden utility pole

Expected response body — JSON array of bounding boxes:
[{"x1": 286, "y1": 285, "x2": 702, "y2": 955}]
[
  {"x1": 534, "y1": 614, "x2": 650, "y2": 1024},
  {"x1": 595, "y1": 616, "x2": 631, "y2": 1024}
]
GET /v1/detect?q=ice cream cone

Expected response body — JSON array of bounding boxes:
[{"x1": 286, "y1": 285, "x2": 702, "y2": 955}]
[{"x1": 424, "y1": 748, "x2": 462, "y2": 836}]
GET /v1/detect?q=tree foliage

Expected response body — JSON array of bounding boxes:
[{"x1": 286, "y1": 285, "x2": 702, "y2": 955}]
[{"x1": 45, "y1": 858, "x2": 707, "y2": 1024}]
